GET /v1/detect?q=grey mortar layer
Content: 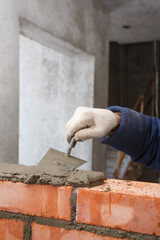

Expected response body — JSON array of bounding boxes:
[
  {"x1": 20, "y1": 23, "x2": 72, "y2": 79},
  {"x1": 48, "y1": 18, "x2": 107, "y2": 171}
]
[
  {"x1": 0, "y1": 211, "x2": 158, "y2": 240},
  {"x1": 0, "y1": 162, "x2": 106, "y2": 187}
]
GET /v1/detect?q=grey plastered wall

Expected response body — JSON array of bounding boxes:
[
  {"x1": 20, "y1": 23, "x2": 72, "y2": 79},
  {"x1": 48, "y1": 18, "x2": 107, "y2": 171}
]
[
  {"x1": 0, "y1": 1, "x2": 19, "y2": 163},
  {"x1": 0, "y1": 0, "x2": 109, "y2": 171},
  {"x1": 19, "y1": 21, "x2": 95, "y2": 169}
]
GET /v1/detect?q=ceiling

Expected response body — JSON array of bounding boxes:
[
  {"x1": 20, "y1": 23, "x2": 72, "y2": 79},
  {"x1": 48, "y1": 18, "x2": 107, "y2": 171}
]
[{"x1": 99, "y1": 0, "x2": 160, "y2": 44}]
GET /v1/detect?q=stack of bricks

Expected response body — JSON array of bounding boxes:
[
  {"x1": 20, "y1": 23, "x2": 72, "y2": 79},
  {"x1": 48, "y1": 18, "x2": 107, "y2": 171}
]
[{"x1": 0, "y1": 175, "x2": 160, "y2": 239}]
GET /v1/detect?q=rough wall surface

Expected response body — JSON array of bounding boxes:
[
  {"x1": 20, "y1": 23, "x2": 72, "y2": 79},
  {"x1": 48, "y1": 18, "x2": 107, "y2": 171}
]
[
  {"x1": 0, "y1": 176, "x2": 159, "y2": 240},
  {"x1": 0, "y1": 0, "x2": 109, "y2": 171},
  {"x1": 0, "y1": 1, "x2": 19, "y2": 163},
  {"x1": 19, "y1": 30, "x2": 94, "y2": 169}
]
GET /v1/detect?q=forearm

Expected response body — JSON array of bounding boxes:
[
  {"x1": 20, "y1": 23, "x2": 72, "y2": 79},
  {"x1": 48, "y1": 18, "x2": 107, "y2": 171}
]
[{"x1": 100, "y1": 106, "x2": 160, "y2": 169}]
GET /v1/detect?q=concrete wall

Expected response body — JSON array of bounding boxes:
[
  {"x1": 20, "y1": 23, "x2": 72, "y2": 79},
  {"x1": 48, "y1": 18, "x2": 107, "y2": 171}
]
[
  {"x1": 19, "y1": 30, "x2": 94, "y2": 169},
  {"x1": 0, "y1": 1, "x2": 19, "y2": 163},
  {"x1": 0, "y1": 0, "x2": 110, "y2": 171}
]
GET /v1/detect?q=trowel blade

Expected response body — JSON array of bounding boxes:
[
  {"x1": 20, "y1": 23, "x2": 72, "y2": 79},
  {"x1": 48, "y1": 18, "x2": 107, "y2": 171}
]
[{"x1": 37, "y1": 148, "x2": 86, "y2": 176}]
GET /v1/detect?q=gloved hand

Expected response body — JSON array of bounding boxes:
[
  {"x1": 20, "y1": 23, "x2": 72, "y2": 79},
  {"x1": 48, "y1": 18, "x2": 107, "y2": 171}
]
[{"x1": 65, "y1": 106, "x2": 118, "y2": 143}]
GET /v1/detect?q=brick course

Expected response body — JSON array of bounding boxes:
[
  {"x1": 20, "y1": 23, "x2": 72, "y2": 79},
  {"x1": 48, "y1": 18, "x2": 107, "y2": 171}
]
[
  {"x1": 0, "y1": 219, "x2": 24, "y2": 240},
  {"x1": 32, "y1": 223, "x2": 130, "y2": 240},
  {"x1": 0, "y1": 179, "x2": 160, "y2": 240},
  {"x1": 0, "y1": 181, "x2": 72, "y2": 220},
  {"x1": 77, "y1": 179, "x2": 160, "y2": 235}
]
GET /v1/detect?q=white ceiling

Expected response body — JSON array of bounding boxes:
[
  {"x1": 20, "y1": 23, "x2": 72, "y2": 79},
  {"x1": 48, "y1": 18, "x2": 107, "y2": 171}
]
[{"x1": 99, "y1": 0, "x2": 160, "y2": 44}]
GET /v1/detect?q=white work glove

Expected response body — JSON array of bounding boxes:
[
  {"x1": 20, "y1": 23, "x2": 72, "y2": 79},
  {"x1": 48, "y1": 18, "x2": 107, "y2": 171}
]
[{"x1": 66, "y1": 107, "x2": 118, "y2": 143}]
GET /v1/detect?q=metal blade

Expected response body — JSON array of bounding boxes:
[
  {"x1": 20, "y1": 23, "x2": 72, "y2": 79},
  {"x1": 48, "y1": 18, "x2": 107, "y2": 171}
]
[{"x1": 37, "y1": 148, "x2": 86, "y2": 176}]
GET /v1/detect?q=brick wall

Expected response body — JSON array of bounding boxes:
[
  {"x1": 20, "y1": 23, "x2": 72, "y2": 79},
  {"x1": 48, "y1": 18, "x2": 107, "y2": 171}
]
[{"x1": 0, "y1": 178, "x2": 160, "y2": 240}]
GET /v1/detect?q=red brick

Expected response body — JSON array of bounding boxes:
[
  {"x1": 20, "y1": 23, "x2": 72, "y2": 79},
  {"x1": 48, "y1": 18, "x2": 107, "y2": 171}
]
[
  {"x1": 77, "y1": 179, "x2": 160, "y2": 236},
  {"x1": 0, "y1": 219, "x2": 24, "y2": 240},
  {"x1": 0, "y1": 181, "x2": 72, "y2": 220},
  {"x1": 32, "y1": 223, "x2": 129, "y2": 240}
]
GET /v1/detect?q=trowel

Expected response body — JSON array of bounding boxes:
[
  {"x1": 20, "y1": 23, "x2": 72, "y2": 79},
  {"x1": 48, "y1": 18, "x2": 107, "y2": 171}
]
[{"x1": 37, "y1": 138, "x2": 86, "y2": 176}]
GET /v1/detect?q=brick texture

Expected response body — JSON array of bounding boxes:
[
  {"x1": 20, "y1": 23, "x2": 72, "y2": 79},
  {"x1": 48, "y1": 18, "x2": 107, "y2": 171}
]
[
  {"x1": 32, "y1": 223, "x2": 129, "y2": 240},
  {"x1": 0, "y1": 181, "x2": 72, "y2": 220},
  {"x1": 77, "y1": 179, "x2": 160, "y2": 236},
  {"x1": 0, "y1": 219, "x2": 24, "y2": 240},
  {"x1": 0, "y1": 179, "x2": 160, "y2": 239}
]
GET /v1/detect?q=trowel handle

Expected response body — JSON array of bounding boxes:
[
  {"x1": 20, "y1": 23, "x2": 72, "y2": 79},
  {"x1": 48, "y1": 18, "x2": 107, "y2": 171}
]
[{"x1": 67, "y1": 137, "x2": 77, "y2": 156}]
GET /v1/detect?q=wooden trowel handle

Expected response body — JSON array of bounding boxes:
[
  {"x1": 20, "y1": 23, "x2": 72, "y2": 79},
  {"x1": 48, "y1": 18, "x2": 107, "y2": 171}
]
[{"x1": 67, "y1": 137, "x2": 77, "y2": 156}]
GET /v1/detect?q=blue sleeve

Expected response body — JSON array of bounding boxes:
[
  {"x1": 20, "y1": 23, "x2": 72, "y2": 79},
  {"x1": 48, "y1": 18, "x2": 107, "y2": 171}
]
[{"x1": 99, "y1": 106, "x2": 160, "y2": 170}]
